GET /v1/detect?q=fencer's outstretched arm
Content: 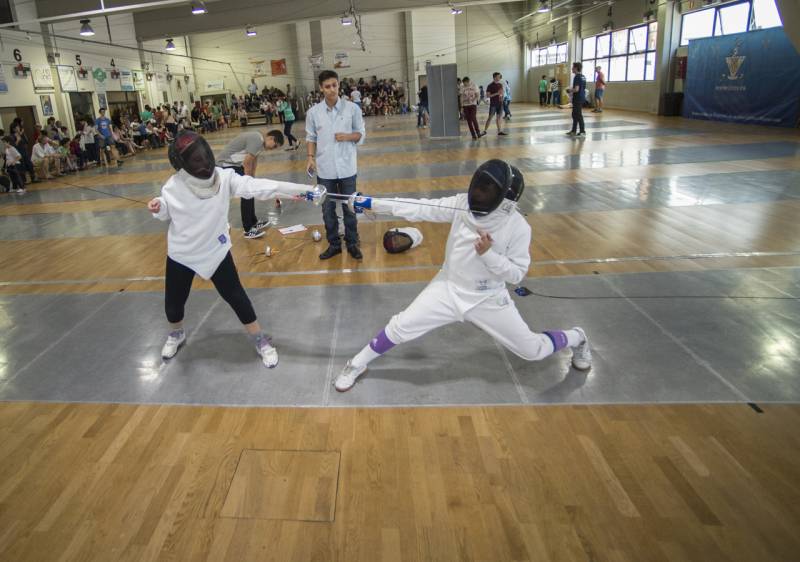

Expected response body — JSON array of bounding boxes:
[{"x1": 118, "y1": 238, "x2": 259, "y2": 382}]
[
  {"x1": 369, "y1": 195, "x2": 461, "y2": 223},
  {"x1": 478, "y1": 223, "x2": 531, "y2": 285},
  {"x1": 149, "y1": 196, "x2": 170, "y2": 221},
  {"x1": 229, "y1": 172, "x2": 311, "y2": 200}
]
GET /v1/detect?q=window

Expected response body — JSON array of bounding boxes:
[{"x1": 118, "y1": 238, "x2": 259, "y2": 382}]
[
  {"x1": 680, "y1": 0, "x2": 783, "y2": 46},
  {"x1": 681, "y1": 8, "x2": 715, "y2": 45},
  {"x1": 715, "y1": 2, "x2": 750, "y2": 36},
  {"x1": 752, "y1": 0, "x2": 782, "y2": 29},
  {"x1": 581, "y1": 22, "x2": 657, "y2": 82},
  {"x1": 528, "y1": 42, "x2": 568, "y2": 68}
]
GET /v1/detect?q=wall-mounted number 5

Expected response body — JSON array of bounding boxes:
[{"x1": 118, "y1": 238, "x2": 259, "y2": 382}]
[
  {"x1": 13, "y1": 49, "x2": 22, "y2": 62},
  {"x1": 75, "y1": 55, "x2": 82, "y2": 66}
]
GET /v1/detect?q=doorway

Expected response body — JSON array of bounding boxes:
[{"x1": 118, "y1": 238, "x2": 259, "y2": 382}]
[
  {"x1": 0, "y1": 106, "x2": 37, "y2": 139},
  {"x1": 69, "y1": 92, "x2": 95, "y2": 123}
]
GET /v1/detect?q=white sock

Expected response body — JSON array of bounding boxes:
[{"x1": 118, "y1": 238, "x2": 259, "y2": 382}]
[
  {"x1": 352, "y1": 344, "x2": 381, "y2": 367},
  {"x1": 565, "y1": 329, "x2": 584, "y2": 348}
]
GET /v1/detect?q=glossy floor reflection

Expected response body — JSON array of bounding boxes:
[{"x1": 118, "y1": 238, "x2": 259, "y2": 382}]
[{"x1": 1, "y1": 267, "x2": 797, "y2": 407}]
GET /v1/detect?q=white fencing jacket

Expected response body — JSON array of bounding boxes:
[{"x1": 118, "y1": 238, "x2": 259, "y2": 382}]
[
  {"x1": 372, "y1": 194, "x2": 531, "y2": 312},
  {"x1": 152, "y1": 167, "x2": 310, "y2": 279}
]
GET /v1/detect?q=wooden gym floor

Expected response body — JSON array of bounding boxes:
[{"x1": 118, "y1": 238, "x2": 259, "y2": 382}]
[{"x1": 0, "y1": 104, "x2": 799, "y2": 560}]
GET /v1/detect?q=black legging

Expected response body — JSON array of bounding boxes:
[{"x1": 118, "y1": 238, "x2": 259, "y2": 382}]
[
  {"x1": 165, "y1": 252, "x2": 256, "y2": 325},
  {"x1": 284, "y1": 120, "x2": 297, "y2": 146},
  {"x1": 571, "y1": 99, "x2": 585, "y2": 134}
]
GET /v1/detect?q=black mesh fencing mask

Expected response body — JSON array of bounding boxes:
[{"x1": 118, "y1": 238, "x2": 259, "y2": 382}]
[
  {"x1": 468, "y1": 159, "x2": 513, "y2": 216},
  {"x1": 506, "y1": 165, "x2": 525, "y2": 202},
  {"x1": 383, "y1": 229, "x2": 413, "y2": 254},
  {"x1": 383, "y1": 227, "x2": 423, "y2": 254},
  {"x1": 168, "y1": 130, "x2": 215, "y2": 180}
]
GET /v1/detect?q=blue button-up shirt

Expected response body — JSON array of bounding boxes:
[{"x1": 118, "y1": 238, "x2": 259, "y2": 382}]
[{"x1": 305, "y1": 97, "x2": 365, "y2": 180}]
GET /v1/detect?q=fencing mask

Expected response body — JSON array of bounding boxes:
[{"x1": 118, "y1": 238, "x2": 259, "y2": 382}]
[
  {"x1": 383, "y1": 227, "x2": 423, "y2": 254},
  {"x1": 506, "y1": 165, "x2": 525, "y2": 202},
  {"x1": 168, "y1": 130, "x2": 215, "y2": 180},
  {"x1": 468, "y1": 159, "x2": 513, "y2": 216}
]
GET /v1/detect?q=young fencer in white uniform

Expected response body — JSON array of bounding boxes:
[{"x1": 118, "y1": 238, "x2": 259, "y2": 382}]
[
  {"x1": 333, "y1": 159, "x2": 592, "y2": 392},
  {"x1": 147, "y1": 130, "x2": 315, "y2": 368}
]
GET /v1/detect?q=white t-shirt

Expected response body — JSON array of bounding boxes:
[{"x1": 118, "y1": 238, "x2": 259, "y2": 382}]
[
  {"x1": 350, "y1": 90, "x2": 362, "y2": 103},
  {"x1": 152, "y1": 168, "x2": 310, "y2": 279},
  {"x1": 31, "y1": 143, "x2": 50, "y2": 162}
]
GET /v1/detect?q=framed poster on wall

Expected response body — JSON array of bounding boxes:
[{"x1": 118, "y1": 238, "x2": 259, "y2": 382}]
[
  {"x1": 40, "y1": 95, "x2": 53, "y2": 116},
  {"x1": 56, "y1": 65, "x2": 78, "y2": 92},
  {"x1": 0, "y1": 65, "x2": 8, "y2": 93},
  {"x1": 32, "y1": 65, "x2": 55, "y2": 91}
]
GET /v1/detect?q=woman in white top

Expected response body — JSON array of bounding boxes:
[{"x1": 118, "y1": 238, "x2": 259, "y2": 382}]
[
  {"x1": 147, "y1": 131, "x2": 317, "y2": 368},
  {"x1": 81, "y1": 121, "x2": 98, "y2": 164}
]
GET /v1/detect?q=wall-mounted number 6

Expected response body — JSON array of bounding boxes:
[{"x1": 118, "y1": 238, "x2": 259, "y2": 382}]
[{"x1": 13, "y1": 49, "x2": 22, "y2": 62}]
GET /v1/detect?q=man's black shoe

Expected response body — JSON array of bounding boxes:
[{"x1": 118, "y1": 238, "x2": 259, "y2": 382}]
[
  {"x1": 347, "y1": 245, "x2": 363, "y2": 260},
  {"x1": 319, "y1": 245, "x2": 342, "y2": 260}
]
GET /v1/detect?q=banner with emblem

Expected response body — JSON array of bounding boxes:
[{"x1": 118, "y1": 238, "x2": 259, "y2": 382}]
[{"x1": 683, "y1": 27, "x2": 800, "y2": 128}]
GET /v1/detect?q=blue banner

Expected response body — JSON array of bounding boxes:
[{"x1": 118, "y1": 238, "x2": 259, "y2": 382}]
[{"x1": 684, "y1": 27, "x2": 800, "y2": 128}]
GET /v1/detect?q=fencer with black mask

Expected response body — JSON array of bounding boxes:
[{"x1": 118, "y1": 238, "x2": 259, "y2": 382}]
[
  {"x1": 332, "y1": 159, "x2": 592, "y2": 392},
  {"x1": 147, "y1": 130, "x2": 317, "y2": 367}
]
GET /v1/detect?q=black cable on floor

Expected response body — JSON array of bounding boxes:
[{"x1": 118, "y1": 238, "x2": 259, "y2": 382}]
[{"x1": 516, "y1": 287, "x2": 798, "y2": 300}]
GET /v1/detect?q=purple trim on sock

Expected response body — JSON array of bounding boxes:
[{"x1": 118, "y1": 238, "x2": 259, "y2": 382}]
[
  {"x1": 543, "y1": 330, "x2": 568, "y2": 352},
  {"x1": 369, "y1": 329, "x2": 396, "y2": 355}
]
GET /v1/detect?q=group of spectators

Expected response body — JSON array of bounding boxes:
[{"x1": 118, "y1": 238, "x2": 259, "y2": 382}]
[
  {"x1": 0, "y1": 100, "x2": 209, "y2": 194},
  {"x1": 305, "y1": 76, "x2": 407, "y2": 117}
]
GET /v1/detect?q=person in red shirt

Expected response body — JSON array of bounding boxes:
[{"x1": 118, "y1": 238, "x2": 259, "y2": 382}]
[
  {"x1": 483, "y1": 72, "x2": 508, "y2": 136},
  {"x1": 593, "y1": 65, "x2": 606, "y2": 113}
]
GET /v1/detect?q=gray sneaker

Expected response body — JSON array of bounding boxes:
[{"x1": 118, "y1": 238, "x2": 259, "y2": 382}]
[
  {"x1": 244, "y1": 228, "x2": 265, "y2": 239},
  {"x1": 571, "y1": 327, "x2": 592, "y2": 370},
  {"x1": 334, "y1": 361, "x2": 367, "y2": 392}
]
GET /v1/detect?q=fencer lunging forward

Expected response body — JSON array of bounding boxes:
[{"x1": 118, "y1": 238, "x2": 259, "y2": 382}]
[{"x1": 333, "y1": 159, "x2": 592, "y2": 392}]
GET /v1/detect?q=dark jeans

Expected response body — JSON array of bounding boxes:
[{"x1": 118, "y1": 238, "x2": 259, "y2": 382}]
[
  {"x1": 284, "y1": 120, "x2": 297, "y2": 146},
  {"x1": 503, "y1": 99, "x2": 511, "y2": 117},
  {"x1": 229, "y1": 165, "x2": 258, "y2": 232},
  {"x1": 319, "y1": 175, "x2": 358, "y2": 248},
  {"x1": 539, "y1": 92, "x2": 547, "y2": 106},
  {"x1": 571, "y1": 100, "x2": 585, "y2": 133},
  {"x1": 463, "y1": 105, "x2": 480, "y2": 137},
  {"x1": 6, "y1": 164, "x2": 25, "y2": 189},
  {"x1": 165, "y1": 252, "x2": 256, "y2": 325}
]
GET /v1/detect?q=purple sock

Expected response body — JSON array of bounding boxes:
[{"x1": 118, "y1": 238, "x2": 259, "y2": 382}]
[
  {"x1": 369, "y1": 329, "x2": 396, "y2": 354},
  {"x1": 543, "y1": 330, "x2": 568, "y2": 352}
]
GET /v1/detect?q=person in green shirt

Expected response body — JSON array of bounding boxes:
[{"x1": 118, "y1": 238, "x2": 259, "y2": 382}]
[
  {"x1": 211, "y1": 103, "x2": 222, "y2": 129},
  {"x1": 538, "y1": 75, "x2": 548, "y2": 107},
  {"x1": 277, "y1": 95, "x2": 298, "y2": 150},
  {"x1": 140, "y1": 104, "x2": 153, "y2": 122}
]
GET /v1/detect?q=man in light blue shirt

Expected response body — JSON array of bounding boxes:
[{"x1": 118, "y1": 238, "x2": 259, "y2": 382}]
[{"x1": 306, "y1": 69, "x2": 366, "y2": 260}]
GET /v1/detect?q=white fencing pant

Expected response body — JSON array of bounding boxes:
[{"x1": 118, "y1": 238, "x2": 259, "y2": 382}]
[{"x1": 384, "y1": 277, "x2": 555, "y2": 361}]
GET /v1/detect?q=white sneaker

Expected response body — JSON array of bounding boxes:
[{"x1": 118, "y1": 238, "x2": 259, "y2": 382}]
[
  {"x1": 571, "y1": 327, "x2": 592, "y2": 370},
  {"x1": 334, "y1": 360, "x2": 367, "y2": 392},
  {"x1": 257, "y1": 337, "x2": 279, "y2": 368},
  {"x1": 161, "y1": 330, "x2": 186, "y2": 359}
]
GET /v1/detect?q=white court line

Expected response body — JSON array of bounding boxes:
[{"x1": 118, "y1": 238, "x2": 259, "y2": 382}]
[
  {"x1": 494, "y1": 341, "x2": 530, "y2": 404},
  {"x1": 322, "y1": 302, "x2": 343, "y2": 406},
  {"x1": 0, "y1": 292, "x2": 120, "y2": 394},
  {"x1": 3, "y1": 251, "x2": 799, "y2": 287},
  {"x1": 603, "y1": 277, "x2": 751, "y2": 402}
]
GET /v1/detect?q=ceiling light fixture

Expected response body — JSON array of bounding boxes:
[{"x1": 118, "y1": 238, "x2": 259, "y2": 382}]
[
  {"x1": 246, "y1": 26, "x2": 257, "y2": 37},
  {"x1": 79, "y1": 19, "x2": 95, "y2": 36},
  {"x1": 341, "y1": 16, "x2": 353, "y2": 25},
  {"x1": 165, "y1": 38, "x2": 176, "y2": 51},
  {"x1": 191, "y1": 1, "x2": 207, "y2": 15},
  {"x1": 537, "y1": 1, "x2": 550, "y2": 13}
]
